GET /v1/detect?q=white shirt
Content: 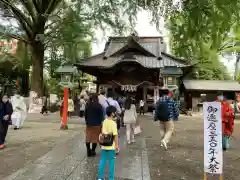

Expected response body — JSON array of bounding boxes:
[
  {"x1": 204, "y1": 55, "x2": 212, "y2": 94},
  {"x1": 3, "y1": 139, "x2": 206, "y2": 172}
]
[
  {"x1": 103, "y1": 97, "x2": 121, "y2": 114},
  {"x1": 140, "y1": 100, "x2": 144, "y2": 107},
  {"x1": 98, "y1": 94, "x2": 107, "y2": 107},
  {"x1": 79, "y1": 99, "x2": 86, "y2": 111},
  {"x1": 124, "y1": 104, "x2": 137, "y2": 124}
]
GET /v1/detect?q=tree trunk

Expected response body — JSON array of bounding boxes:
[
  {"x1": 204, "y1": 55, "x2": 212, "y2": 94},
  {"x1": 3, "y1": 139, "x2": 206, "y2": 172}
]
[
  {"x1": 234, "y1": 53, "x2": 240, "y2": 80},
  {"x1": 21, "y1": 70, "x2": 29, "y2": 97},
  {"x1": 30, "y1": 42, "x2": 44, "y2": 97}
]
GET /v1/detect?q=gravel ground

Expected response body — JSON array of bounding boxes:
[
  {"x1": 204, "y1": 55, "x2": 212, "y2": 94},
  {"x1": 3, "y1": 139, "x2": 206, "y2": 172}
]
[
  {"x1": 0, "y1": 119, "x2": 84, "y2": 179},
  {"x1": 140, "y1": 115, "x2": 240, "y2": 180}
]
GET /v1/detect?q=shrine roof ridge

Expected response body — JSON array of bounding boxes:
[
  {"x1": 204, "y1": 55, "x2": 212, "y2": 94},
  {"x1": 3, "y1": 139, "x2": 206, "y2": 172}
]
[
  {"x1": 75, "y1": 53, "x2": 191, "y2": 69},
  {"x1": 106, "y1": 36, "x2": 157, "y2": 58},
  {"x1": 75, "y1": 35, "x2": 193, "y2": 72},
  {"x1": 104, "y1": 37, "x2": 166, "y2": 57},
  {"x1": 107, "y1": 36, "x2": 164, "y2": 41}
]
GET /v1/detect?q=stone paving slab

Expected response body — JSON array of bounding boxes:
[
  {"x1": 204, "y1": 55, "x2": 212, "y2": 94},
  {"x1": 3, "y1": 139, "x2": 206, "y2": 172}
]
[
  {"x1": 4, "y1": 126, "x2": 150, "y2": 180},
  {"x1": 26, "y1": 113, "x2": 85, "y2": 124}
]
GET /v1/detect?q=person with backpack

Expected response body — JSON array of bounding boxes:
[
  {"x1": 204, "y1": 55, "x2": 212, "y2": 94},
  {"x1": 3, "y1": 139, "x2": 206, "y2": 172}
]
[
  {"x1": 103, "y1": 92, "x2": 121, "y2": 130},
  {"x1": 98, "y1": 89, "x2": 107, "y2": 107},
  {"x1": 98, "y1": 105, "x2": 119, "y2": 180},
  {"x1": 154, "y1": 90, "x2": 179, "y2": 150}
]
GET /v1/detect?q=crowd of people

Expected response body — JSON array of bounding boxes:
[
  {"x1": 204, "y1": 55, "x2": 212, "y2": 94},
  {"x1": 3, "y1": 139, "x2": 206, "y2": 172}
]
[
  {"x1": 0, "y1": 88, "x2": 236, "y2": 179},
  {"x1": 75, "y1": 89, "x2": 179, "y2": 180},
  {"x1": 81, "y1": 89, "x2": 235, "y2": 180},
  {"x1": 74, "y1": 89, "x2": 140, "y2": 180}
]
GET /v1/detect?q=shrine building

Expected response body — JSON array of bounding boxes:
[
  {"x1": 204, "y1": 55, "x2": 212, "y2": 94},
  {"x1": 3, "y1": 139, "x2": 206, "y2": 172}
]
[{"x1": 75, "y1": 34, "x2": 193, "y2": 111}]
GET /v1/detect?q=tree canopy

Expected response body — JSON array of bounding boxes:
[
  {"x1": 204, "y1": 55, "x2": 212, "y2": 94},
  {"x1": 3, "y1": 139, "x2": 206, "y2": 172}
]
[
  {"x1": 166, "y1": 0, "x2": 240, "y2": 80},
  {"x1": 0, "y1": 0, "x2": 138, "y2": 96},
  {"x1": 1, "y1": 0, "x2": 240, "y2": 95}
]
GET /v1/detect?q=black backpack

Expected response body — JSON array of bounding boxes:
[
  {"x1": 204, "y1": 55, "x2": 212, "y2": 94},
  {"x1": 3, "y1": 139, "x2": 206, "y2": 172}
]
[
  {"x1": 99, "y1": 133, "x2": 114, "y2": 146},
  {"x1": 156, "y1": 100, "x2": 170, "y2": 121}
]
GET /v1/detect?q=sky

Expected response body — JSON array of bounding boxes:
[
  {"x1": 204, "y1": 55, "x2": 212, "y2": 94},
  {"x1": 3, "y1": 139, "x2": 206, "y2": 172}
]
[
  {"x1": 92, "y1": 10, "x2": 165, "y2": 55},
  {"x1": 91, "y1": 10, "x2": 236, "y2": 75}
]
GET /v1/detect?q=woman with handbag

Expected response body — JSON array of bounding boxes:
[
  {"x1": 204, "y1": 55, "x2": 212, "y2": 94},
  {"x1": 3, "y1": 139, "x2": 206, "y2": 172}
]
[
  {"x1": 0, "y1": 94, "x2": 13, "y2": 149},
  {"x1": 123, "y1": 97, "x2": 137, "y2": 144},
  {"x1": 85, "y1": 94, "x2": 104, "y2": 157}
]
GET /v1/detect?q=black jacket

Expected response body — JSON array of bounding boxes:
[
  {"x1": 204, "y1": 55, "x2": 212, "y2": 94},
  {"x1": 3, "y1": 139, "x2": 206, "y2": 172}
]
[
  {"x1": 3, "y1": 101, "x2": 13, "y2": 121},
  {"x1": 0, "y1": 103, "x2": 4, "y2": 121},
  {"x1": 85, "y1": 102, "x2": 104, "y2": 126}
]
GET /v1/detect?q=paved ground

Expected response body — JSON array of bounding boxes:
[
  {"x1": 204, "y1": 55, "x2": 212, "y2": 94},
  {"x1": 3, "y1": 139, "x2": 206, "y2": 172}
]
[
  {"x1": 26, "y1": 113, "x2": 85, "y2": 124},
  {"x1": 0, "y1": 114, "x2": 84, "y2": 179},
  {"x1": 3, "y1": 127, "x2": 149, "y2": 180},
  {"x1": 142, "y1": 115, "x2": 240, "y2": 180},
  {"x1": 2, "y1": 114, "x2": 240, "y2": 180}
]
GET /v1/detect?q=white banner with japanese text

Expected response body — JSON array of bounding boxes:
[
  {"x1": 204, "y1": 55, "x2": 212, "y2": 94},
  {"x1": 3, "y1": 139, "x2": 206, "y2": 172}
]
[{"x1": 203, "y1": 102, "x2": 223, "y2": 174}]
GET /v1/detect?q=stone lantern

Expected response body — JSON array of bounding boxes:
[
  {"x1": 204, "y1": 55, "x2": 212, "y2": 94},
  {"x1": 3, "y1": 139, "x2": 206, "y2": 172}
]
[
  {"x1": 55, "y1": 65, "x2": 79, "y2": 129},
  {"x1": 55, "y1": 65, "x2": 79, "y2": 89}
]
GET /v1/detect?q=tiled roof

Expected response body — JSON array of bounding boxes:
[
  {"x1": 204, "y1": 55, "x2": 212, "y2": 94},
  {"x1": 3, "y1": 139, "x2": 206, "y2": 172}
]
[
  {"x1": 183, "y1": 80, "x2": 240, "y2": 91},
  {"x1": 76, "y1": 36, "x2": 190, "y2": 69},
  {"x1": 104, "y1": 42, "x2": 125, "y2": 57},
  {"x1": 55, "y1": 65, "x2": 78, "y2": 74},
  {"x1": 77, "y1": 53, "x2": 189, "y2": 69},
  {"x1": 104, "y1": 36, "x2": 166, "y2": 57},
  {"x1": 160, "y1": 67, "x2": 183, "y2": 75}
]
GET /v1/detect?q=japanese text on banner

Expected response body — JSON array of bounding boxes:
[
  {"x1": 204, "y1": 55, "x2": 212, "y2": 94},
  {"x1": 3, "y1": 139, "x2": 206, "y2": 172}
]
[{"x1": 203, "y1": 102, "x2": 223, "y2": 174}]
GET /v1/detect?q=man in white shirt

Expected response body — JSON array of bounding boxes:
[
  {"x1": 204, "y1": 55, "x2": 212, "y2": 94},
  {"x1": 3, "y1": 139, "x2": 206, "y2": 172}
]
[
  {"x1": 103, "y1": 93, "x2": 121, "y2": 114},
  {"x1": 139, "y1": 100, "x2": 145, "y2": 115},
  {"x1": 98, "y1": 89, "x2": 107, "y2": 107},
  {"x1": 103, "y1": 92, "x2": 122, "y2": 130}
]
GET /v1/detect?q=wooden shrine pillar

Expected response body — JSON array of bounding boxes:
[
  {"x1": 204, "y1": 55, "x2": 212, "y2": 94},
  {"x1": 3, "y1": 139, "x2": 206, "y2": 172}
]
[
  {"x1": 96, "y1": 83, "x2": 100, "y2": 94},
  {"x1": 184, "y1": 91, "x2": 192, "y2": 110}
]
